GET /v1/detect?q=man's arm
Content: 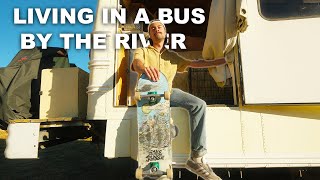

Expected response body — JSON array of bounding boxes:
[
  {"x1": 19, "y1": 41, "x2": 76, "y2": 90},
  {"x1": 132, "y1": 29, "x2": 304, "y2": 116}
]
[
  {"x1": 132, "y1": 58, "x2": 145, "y2": 74},
  {"x1": 132, "y1": 59, "x2": 160, "y2": 81},
  {"x1": 188, "y1": 58, "x2": 226, "y2": 68}
]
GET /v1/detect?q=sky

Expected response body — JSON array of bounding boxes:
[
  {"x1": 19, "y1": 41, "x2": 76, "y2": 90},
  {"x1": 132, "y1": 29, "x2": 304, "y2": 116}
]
[{"x1": 0, "y1": 0, "x2": 98, "y2": 72}]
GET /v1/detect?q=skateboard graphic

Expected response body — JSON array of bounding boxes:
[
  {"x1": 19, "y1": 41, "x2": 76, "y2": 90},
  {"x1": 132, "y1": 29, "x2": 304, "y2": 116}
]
[{"x1": 135, "y1": 72, "x2": 173, "y2": 180}]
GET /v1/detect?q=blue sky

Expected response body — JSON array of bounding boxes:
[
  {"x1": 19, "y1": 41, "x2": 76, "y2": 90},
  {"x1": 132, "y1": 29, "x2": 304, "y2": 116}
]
[{"x1": 0, "y1": 0, "x2": 98, "y2": 72}]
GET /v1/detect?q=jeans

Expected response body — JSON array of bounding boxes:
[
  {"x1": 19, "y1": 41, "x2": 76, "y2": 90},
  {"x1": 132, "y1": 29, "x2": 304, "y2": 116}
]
[{"x1": 170, "y1": 88, "x2": 207, "y2": 158}]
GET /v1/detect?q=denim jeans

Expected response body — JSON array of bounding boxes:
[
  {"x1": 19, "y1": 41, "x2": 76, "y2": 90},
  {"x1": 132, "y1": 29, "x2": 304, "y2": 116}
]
[{"x1": 170, "y1": 88, "x2": 207, "y2": 158}]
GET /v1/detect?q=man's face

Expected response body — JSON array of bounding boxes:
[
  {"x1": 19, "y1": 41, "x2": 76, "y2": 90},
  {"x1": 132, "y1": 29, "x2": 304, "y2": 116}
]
[{"x1": 149, "y1": 22, "x2": 166, "y2": 42}]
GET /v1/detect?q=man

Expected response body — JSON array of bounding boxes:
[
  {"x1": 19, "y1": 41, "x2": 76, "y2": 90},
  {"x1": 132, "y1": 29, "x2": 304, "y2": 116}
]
[{"x1": 132, "y1": 19, "x2": 224, "y2": 180}]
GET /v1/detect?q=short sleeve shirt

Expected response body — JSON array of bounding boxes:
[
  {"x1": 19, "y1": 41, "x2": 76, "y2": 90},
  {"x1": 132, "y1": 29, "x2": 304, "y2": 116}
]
[{"x1": 133, "y1": 45, "x2": 191, "y2": 91}]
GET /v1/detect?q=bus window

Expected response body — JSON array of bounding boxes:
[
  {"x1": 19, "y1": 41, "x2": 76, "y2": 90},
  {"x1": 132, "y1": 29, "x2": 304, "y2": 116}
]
[{"x1": 259, "y1": 0, "x2": 320, "y2": 20}]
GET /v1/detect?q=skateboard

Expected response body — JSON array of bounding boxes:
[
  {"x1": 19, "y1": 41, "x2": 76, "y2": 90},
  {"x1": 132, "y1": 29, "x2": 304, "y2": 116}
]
[{"x1": 135, "y1": 72, "x2": 173, "y2": 180}]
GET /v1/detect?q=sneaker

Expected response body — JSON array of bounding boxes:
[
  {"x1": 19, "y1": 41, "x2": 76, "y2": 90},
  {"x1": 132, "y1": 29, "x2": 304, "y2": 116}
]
[{"x1": 185, "y1": 158, "x2": 222, "y2": 180}]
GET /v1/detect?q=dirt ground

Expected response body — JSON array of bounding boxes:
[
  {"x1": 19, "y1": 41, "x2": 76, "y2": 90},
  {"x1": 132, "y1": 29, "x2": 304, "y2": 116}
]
[
  {"x1": 0, "y1": 135, "x2": 199, "y2": 180},
  {"x1": 1, "y1": 132, "x2": 320, "y2": 180},
  {"x1": 0, "y1": 139, "x2": 137, "y2": 180}
]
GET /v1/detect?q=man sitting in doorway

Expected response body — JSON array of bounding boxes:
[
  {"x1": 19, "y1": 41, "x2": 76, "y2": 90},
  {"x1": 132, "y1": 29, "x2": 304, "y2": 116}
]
[{"x1": 132, "y1": 19, "x2": 225, "y2": 180}]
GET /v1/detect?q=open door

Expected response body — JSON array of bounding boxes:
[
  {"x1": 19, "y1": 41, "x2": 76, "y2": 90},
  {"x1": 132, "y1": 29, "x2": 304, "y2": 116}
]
[{"x1": 240, "y1": 0, "x2": 320, "y2": 104}]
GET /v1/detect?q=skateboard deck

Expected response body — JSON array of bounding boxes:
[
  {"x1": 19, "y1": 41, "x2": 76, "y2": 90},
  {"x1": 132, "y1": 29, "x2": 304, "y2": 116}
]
[{"x1": 135, "y1": 72, "x2": 173, "y2": 180}]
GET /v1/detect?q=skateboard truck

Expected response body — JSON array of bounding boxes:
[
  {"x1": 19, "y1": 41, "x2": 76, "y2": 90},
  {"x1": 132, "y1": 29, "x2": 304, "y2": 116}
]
[
  {"x1": 136, "y1": 163, "x2": 173, "y2": 180},
  {"x1": 150, "y1": 162, "x2": 160, "y2": 172},
  {"x1": 148, "y1": 92, "x2": 158, "y2": 105},
  {"x1": 135, "y1": 91, "x2": 170, "y2": 102}
]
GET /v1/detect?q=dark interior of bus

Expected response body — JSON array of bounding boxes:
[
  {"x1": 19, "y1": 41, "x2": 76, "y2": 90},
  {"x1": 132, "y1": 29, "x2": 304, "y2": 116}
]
[{"x1": 118, "y1": 0, "x2": 235, "y2": 106}]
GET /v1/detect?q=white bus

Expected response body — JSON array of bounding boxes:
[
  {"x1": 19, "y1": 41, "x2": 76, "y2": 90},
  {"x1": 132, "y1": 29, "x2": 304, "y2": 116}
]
[{"x1": 5, "y1": 0, "x2": 320, "y2": 178}]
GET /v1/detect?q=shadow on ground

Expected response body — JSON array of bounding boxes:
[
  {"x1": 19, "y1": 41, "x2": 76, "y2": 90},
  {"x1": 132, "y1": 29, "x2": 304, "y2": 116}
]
[
  {"x1": 1, "y1": 139, "x2": 320, "y2": 180},
  {"x1": 0, "y1": 140, "x2": 137, "y2": 180}
]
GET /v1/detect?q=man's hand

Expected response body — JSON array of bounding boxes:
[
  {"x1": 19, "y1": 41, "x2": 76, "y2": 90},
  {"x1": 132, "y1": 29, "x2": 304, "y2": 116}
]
[
  {"x1": 132, "y1": 59, "x2": 159, "y2": 81},
  {"x1": 144, "y1": 66, "x2": 160, "y2": 82}
]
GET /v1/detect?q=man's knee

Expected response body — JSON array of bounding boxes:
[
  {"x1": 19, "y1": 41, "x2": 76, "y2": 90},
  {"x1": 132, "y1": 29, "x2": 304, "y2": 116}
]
[
  {"x1": 191, "y1": 98, "x2": 206, "y2": 113},
  {"x1": 197, "y1": 98, "x2": 206, "y2": 108}
]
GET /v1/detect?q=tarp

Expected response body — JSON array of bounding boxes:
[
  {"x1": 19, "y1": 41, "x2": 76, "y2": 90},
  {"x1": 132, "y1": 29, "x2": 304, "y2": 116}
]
[
  {"x1": 202, "y1": 0, "x2": 248, "y2": 87},
  {"x1": 0, "y1": 47, "x2": 70, "y2": 129}
]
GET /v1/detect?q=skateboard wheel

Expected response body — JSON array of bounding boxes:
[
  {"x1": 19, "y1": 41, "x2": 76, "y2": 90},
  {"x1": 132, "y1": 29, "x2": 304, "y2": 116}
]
[
  {"x1": 164, "y1": 91, "x2": 170, "y2": 100},
  {"x1": 135, "y1": 92, "x2": 141, "y2": 101},
  {"x1": 166, "y1": 167, "x2": 173, "y2": 179},
  {"x1": 135, "y1": 167, "x2": 143, "y2": 180}
]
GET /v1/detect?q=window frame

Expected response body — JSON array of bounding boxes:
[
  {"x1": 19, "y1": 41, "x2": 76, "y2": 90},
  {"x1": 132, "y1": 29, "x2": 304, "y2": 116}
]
[{"x1": 258, "y1": 0, "x2": 320, "y2": 21}]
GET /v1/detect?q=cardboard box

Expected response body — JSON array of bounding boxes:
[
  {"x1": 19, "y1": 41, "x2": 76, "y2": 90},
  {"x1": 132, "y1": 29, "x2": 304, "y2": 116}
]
[{"x1": 40, "y1": 68, "x2": 88, "y2": 119}]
